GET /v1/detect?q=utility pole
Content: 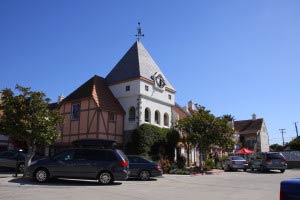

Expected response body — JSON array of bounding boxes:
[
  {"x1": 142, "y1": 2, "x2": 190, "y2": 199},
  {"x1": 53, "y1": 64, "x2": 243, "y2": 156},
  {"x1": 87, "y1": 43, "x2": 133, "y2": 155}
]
[
  {"x1": 279, "y1": 129, "x2": 286, "y2": 147},
  {"x1": 294, "y1": 122, "x2": 299, "y2": 138}
]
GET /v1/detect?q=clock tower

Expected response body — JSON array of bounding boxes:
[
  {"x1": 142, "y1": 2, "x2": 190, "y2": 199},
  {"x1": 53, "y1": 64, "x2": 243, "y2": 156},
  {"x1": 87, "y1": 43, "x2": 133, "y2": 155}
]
[{"x1": 105, "y1": 41, "x2": 176, "y2": 141}]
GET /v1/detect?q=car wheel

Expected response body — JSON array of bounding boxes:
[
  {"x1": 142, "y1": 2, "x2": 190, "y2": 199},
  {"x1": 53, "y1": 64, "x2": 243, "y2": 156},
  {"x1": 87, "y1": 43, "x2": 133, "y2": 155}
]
[
  {"x1": 280, "y1": 169, "x2": 285, "y2": 173},
  {"x1": 34, "y1": 168, "x2": 49, "y2": 183},
  {"x1": 98, "y1": 172, "x2": 113, "y2": 185},
  {"x1": 18, "y1": 163, "x2": 25, "y2": 173},
  {"x1": 251, "y1": 167, "x2": 254, "y2": 172},
  {"x1": 243, "y1": 168, "x2": 247, "y2": 172},
  {"x1": 139, "y1": 170, "x2": 150, "y2": 181},
  {"x1": 260, "y1": 165, "x2": 266, "y2": 172}
]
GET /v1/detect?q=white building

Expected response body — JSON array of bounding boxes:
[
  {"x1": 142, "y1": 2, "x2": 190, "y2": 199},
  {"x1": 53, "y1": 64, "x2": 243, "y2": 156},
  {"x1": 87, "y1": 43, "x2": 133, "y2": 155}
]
[{"x1": 105, "y1": 41, "x2": 176, "y2": 141}]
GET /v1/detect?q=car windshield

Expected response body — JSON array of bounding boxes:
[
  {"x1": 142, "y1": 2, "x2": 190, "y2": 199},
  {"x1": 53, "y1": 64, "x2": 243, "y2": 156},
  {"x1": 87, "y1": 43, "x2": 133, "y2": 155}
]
[
  {"x1": 232, "y1": 156, "x2": 245, "y2": 160},
  {"x1": 266, "y1": 153, "x2": 284, "y2": 159}
]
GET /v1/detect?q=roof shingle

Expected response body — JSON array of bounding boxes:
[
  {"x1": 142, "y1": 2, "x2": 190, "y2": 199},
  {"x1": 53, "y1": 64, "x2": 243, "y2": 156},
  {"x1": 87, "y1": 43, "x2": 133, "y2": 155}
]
[{"x1": 62, "y1": 75, "x2": 124, "y2": 114}]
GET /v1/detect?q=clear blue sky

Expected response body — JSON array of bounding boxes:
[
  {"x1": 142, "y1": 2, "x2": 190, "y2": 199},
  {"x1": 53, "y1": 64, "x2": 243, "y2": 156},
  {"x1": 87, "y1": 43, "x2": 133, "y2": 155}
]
[{"x1": 1, "y1": 0, "x2": 299, "y2": 145}]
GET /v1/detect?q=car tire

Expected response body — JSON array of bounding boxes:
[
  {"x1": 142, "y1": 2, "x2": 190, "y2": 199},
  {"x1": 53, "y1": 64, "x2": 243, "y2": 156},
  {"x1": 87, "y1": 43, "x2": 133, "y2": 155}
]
[
  {"x1": 243, "y1": 168, "x2": 247, "y2": 172},
  {"x1": 139, "y1": 170, "x2": 150, "y2": 181},
  {"x1": 280, "y1": 169, "x2": 285, "y2": 173},
  {"x1": 251, "y1": 167, "x2": 254, "y2": 172},
  {"x1": 98, "y1": 172, "x2": 113, "y2": 185},
  {"x1": 18, "y1": 163, "x2": 25, "y2": 173},
  {"x1": 260, "y1": 165, "x2": 266, "y2": 172},
  {"x1": 34, "y1": 168, "x2": 49, "y2": 183}
]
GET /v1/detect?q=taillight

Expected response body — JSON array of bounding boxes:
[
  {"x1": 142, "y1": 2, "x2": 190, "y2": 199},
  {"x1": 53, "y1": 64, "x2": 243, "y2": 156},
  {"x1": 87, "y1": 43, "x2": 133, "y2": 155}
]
[
  {"x1": 282, "y1": 158, "x2": 287, "y2": 162},
  {"x1": 266, "y1": 159, "x2": 272, "y2": 163},
  {"x1": 280, "y1": 189, "x2": 285, "y2": 200},
  {"x1": 156, "y1": 165, "x2": 162, "y2": 171},
  {"x1": 119, "y1": 160, "x2": 128, "y2": 167}
]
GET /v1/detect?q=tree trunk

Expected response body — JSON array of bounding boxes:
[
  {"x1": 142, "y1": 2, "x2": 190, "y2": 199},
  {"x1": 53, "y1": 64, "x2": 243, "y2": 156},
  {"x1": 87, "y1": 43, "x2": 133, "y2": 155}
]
[
  {"x1": 186, "y1": 144, "x2": 190, "y2": 167},
  {"x1": 23, "y1": 144, "x2": 36, "y2": 177}
]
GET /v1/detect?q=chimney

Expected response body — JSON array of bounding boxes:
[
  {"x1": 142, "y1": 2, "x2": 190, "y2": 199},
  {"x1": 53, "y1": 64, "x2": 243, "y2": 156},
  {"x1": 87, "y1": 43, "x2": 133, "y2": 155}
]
[
  {"x1": 188, "y1": 100, "x2": 195, "y2": 110},
  {"x1": 57, "y1": 94, "x2": 65, "y2": 103},
  {"x1": 252, "y1": 113, "x2": 257, "y2": 120}
]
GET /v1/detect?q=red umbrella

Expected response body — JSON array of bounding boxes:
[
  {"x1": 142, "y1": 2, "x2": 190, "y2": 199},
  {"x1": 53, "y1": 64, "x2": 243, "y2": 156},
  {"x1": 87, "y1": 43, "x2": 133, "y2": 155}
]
[{"x1": 235, "y1": 148, "x2": 253, "y2": 155}]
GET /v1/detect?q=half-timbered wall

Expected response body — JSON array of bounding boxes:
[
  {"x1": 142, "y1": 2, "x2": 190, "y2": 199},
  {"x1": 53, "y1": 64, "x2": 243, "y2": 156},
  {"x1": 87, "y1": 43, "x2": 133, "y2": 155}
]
[{"x1": 58, "y1": 98, "x2": 124, "y2": 145}]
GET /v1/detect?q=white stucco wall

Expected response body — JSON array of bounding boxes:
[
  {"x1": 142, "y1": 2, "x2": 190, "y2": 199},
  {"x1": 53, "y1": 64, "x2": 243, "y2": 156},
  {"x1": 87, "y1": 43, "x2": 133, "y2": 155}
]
[
  {"x1": 109, "y1": 79, "x2": 175, "y2": 131},
  {"x1": 260, "y1": 121, "x2": 270, "y2": 152}
]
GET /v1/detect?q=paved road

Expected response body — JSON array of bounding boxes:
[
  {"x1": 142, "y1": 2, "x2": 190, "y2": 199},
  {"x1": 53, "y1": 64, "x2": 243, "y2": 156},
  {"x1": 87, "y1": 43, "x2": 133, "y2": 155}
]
[{"x1": 0, "y1": 169, "x2": 299, "y2": 200}]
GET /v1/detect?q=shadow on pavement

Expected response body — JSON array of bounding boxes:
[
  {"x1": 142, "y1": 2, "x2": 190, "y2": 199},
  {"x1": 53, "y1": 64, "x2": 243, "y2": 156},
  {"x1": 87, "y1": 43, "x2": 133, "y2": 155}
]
[
  {"x1": 126, "y1": 178, "x2": 157, "y2": 182},
  {"x1": 8, "y1": 177, "x2": 122, "y2": 186},
  {"x1": 246, "y1": 170, "x2": 282, "y2": 174}
]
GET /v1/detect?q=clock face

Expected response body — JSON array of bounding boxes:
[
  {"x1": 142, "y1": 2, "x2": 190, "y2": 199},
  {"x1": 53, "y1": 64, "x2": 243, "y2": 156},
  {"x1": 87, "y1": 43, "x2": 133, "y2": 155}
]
[{"x1": 155, "y1": 74, "x2": 166, "y2": 88}]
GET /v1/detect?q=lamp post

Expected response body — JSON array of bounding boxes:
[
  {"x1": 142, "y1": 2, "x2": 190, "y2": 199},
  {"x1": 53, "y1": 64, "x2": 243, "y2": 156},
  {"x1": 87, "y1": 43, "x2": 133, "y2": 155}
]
[{"x1": 14, "y1": 149, "x2": 23, "y2": 177}]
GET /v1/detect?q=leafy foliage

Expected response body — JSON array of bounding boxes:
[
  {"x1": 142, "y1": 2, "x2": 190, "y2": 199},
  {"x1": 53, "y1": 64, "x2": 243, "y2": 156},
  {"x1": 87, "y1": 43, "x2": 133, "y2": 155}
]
[
  {"x1": 0, "y1": 85, "x2": 63, "y2": 169},
  {"x1": 288, "y1": 137, "x2": 300, "y2": 151},
  {"x1": 269, "y1": 143, "x2": 284, "y2": 152},
  {"x1": 178, "y1": 105, "x2": 235, "y2": 152},
  {"x1": 128, "y1": 124, "x2": 179, "y2": 160}
]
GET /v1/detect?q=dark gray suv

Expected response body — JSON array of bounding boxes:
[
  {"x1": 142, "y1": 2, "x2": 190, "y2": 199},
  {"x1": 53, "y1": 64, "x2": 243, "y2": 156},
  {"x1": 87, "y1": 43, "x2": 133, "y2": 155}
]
[{"x1": 26, "y1": 148, "x2": 129, "y2": 184}]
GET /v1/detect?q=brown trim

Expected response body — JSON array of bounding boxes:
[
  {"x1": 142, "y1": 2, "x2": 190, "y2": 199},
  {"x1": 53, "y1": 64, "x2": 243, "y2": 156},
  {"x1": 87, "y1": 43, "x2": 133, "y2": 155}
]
[
  {"x1": 100, "y1": 110, "x2": 108, "y2": 134},
  {"x1": 86, "y1": 99, "x2": 90, "y2": 138},
  {"x1": 114, "y1": 114, "x2": 117, "y2": 140},
  {"x1": 96, "y1": 109, "x2": 100, "y2": 139},
  {"x1": 107, "y1": 76, "x2": 176, "y2": 94},
  {"x1": 87, "y1": 110, "x2": 97, "y2": 133},
  {"x1": 60, "y1": 107, "x2": 123, "y2": 116},
  {"x1": 61, "y1": 132, "x2": 123, "y2": 137},
  {"x1": 165, "y1": 87, "x2": 176, "y2": 93}
]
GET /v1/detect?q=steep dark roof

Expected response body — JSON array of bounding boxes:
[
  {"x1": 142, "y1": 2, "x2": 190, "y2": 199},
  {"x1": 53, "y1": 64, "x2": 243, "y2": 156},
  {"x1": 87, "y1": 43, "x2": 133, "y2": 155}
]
[
  {"x1": 62, "y1": 75, "x2": 125, "y2": 114},
  {"x1": 48, "y1": 102, "x2": 58, "y2": 110},
  {"x1": 234, "y1": 119, "x2": 263, "y2": 135},
  {"x1": 105, "y1": 41, "x2": 175, "y2": 91}
]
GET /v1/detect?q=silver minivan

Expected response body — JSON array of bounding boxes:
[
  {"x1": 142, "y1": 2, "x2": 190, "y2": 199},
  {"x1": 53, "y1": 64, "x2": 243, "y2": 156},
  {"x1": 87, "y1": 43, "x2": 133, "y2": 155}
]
[{"x1": 249, "y1": 152, "x2": 287, "y2": 173}]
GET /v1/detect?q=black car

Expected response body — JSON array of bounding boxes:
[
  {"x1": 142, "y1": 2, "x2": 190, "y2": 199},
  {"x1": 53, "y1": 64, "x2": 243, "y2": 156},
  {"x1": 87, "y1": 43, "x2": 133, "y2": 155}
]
[
  {"x1": 0, "y1": 150, "x2": 25, "y2": 172},
  {"x1": 26, "y1": 148, "x2": 129, "y2": 184},
  {"x1": 127, "y1": 155, "x2": 162, "y2": 181}
]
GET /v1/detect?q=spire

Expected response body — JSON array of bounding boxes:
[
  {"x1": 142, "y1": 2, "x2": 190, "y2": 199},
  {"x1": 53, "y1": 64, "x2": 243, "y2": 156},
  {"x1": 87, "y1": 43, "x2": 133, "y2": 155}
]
[{"x1": 135, "y1": 22, "x2": 144, "y2": 41}]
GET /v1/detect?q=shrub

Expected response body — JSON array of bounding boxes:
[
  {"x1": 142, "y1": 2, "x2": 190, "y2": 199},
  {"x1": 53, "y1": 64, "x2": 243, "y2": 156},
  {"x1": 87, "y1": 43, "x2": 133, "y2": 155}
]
[
  {"x1": 204, "y1": 158, "x2": 215, "y2": 170},
  {"x1": 160, "y1": 159, "x2": 172, "y2": 173}
]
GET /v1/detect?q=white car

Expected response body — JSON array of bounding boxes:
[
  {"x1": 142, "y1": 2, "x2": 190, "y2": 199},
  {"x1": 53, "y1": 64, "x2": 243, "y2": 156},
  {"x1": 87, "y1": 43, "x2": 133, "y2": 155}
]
[{"x1": 223, "y1": 156, "x2": 248, "y2": 171}]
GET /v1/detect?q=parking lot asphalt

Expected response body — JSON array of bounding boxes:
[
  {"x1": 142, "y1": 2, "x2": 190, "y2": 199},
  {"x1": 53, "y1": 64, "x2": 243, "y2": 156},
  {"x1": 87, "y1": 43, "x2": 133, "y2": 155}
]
[{"x1": 0, "y1": 169, "x2": 299, "y2": 200}]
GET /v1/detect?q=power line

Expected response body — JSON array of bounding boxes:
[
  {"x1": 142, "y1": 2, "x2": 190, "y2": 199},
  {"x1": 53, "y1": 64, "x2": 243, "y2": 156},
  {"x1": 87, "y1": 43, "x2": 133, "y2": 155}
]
[{"x1": 279, "y1": 129, "x2": 286, "y2": 146}]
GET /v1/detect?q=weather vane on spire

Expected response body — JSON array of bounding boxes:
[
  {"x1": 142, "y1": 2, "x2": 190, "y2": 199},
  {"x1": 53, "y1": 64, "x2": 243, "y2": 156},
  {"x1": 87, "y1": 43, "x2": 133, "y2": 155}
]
[{"x1": 135, "y1": 22, "x2": 144, "y2": 41}]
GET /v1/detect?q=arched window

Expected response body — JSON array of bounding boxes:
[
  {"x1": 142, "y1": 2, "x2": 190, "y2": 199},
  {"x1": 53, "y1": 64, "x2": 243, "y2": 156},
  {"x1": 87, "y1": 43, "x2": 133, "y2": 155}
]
[
  {"x1": 155, "y1": 110, "x2": 160, "y2": 125},
  {"x1": 129, "y1": 107, "x2": 136, "y2": 121},
  {"x1": 145, "y1": 108, "x2": 151, "y2": 122},
  {"x1": 164, "y1": 113, "x2": 169, "y2": 127}
]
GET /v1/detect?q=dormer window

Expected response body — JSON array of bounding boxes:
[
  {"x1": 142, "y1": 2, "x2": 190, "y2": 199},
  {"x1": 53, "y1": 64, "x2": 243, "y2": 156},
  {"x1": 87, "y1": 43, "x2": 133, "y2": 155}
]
[
  {"x1": 145, "y1": 85, "x2": 149, "y2": 91},
  {"x1": 71, "y1": 103, "x2": 80, "y2": 120},
  {"x1": 126, "y1": 85, "x2": 130, "y2": 91},
  {"x1": 168, "y1": 94, "x2": 172, "y2": 100}
]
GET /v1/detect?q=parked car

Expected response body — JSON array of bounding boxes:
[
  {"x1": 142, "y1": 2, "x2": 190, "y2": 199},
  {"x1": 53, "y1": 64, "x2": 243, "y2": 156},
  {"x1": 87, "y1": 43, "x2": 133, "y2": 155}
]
[
  {"x1": 223, "y1": 156, "x2": 248, "y2": 171},
  {"x1": 249, "y1": 152, "x2": 287, "y2": 173},
  {"x1": 280, "y1": 179, "x2": 300, "y2": 200},
  {"x1": 26, "y1": 148, "x2": 129, "y2": 184},
  {"x1": 127, "y1": 155, "x2": 162, "y2": 180},
  {"x1": 0, "y1": 150, "x2": 25, "y2": 172}
]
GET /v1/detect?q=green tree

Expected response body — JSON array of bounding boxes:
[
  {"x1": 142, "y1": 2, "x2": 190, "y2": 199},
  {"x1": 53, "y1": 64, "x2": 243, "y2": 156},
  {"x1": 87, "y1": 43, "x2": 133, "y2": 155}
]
[
  {"x1": 288, "y1": 138, "x2": 300, "y2": 151},
  {"x1": 0, "y1": 85, "x2": 63, "y2": 172},
  {"x1": 178, "y1": 105, "x2": 234, "y2": 170},
  {"x1": 269, "y1": 143, "x2": 284, "y2": 152},
  {"x1": 128, "y1": 124, "x2": 179, "y2": 160}
]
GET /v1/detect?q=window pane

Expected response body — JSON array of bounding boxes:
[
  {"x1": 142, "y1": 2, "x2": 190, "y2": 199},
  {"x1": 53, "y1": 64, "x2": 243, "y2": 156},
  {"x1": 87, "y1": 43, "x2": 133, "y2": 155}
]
[{"x1": 71, "y1": 103, "x2": 80, "y2": 120}]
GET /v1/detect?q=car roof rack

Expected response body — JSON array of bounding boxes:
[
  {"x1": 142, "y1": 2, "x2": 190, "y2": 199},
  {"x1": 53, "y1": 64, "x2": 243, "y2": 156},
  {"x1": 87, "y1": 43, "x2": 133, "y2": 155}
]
[{"x1": 72, "y1": 139, "x2": 117, "y2": 149}]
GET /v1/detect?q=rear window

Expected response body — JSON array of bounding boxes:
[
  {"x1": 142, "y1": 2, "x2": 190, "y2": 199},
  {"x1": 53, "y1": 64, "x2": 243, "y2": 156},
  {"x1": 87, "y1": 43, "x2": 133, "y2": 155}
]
[
  {"x1": 74, "y1": 149, "x2": 118, "y2": 161},
  {"x1": 232, "y1": 156, "x2": 245, "y2": 160},
  {"x1": 266, "y1": 153, "x2": 283, "y2": 159},
  {"x1": 116, "y1": 150, "x2": 128, "y2": 161}
]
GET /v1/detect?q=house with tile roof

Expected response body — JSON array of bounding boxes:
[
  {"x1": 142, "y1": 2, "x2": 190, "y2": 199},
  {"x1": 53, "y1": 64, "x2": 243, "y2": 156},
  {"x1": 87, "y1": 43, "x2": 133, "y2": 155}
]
[
  {"x1": 50, "y1": 75, "x2": 125, "y2": 152},
  {"x1": 48, "y1": 40, "x2": 176, "y2": 152},
  {"x1": 234, "y1": 114, "x2": 270, "y2": 152}
]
